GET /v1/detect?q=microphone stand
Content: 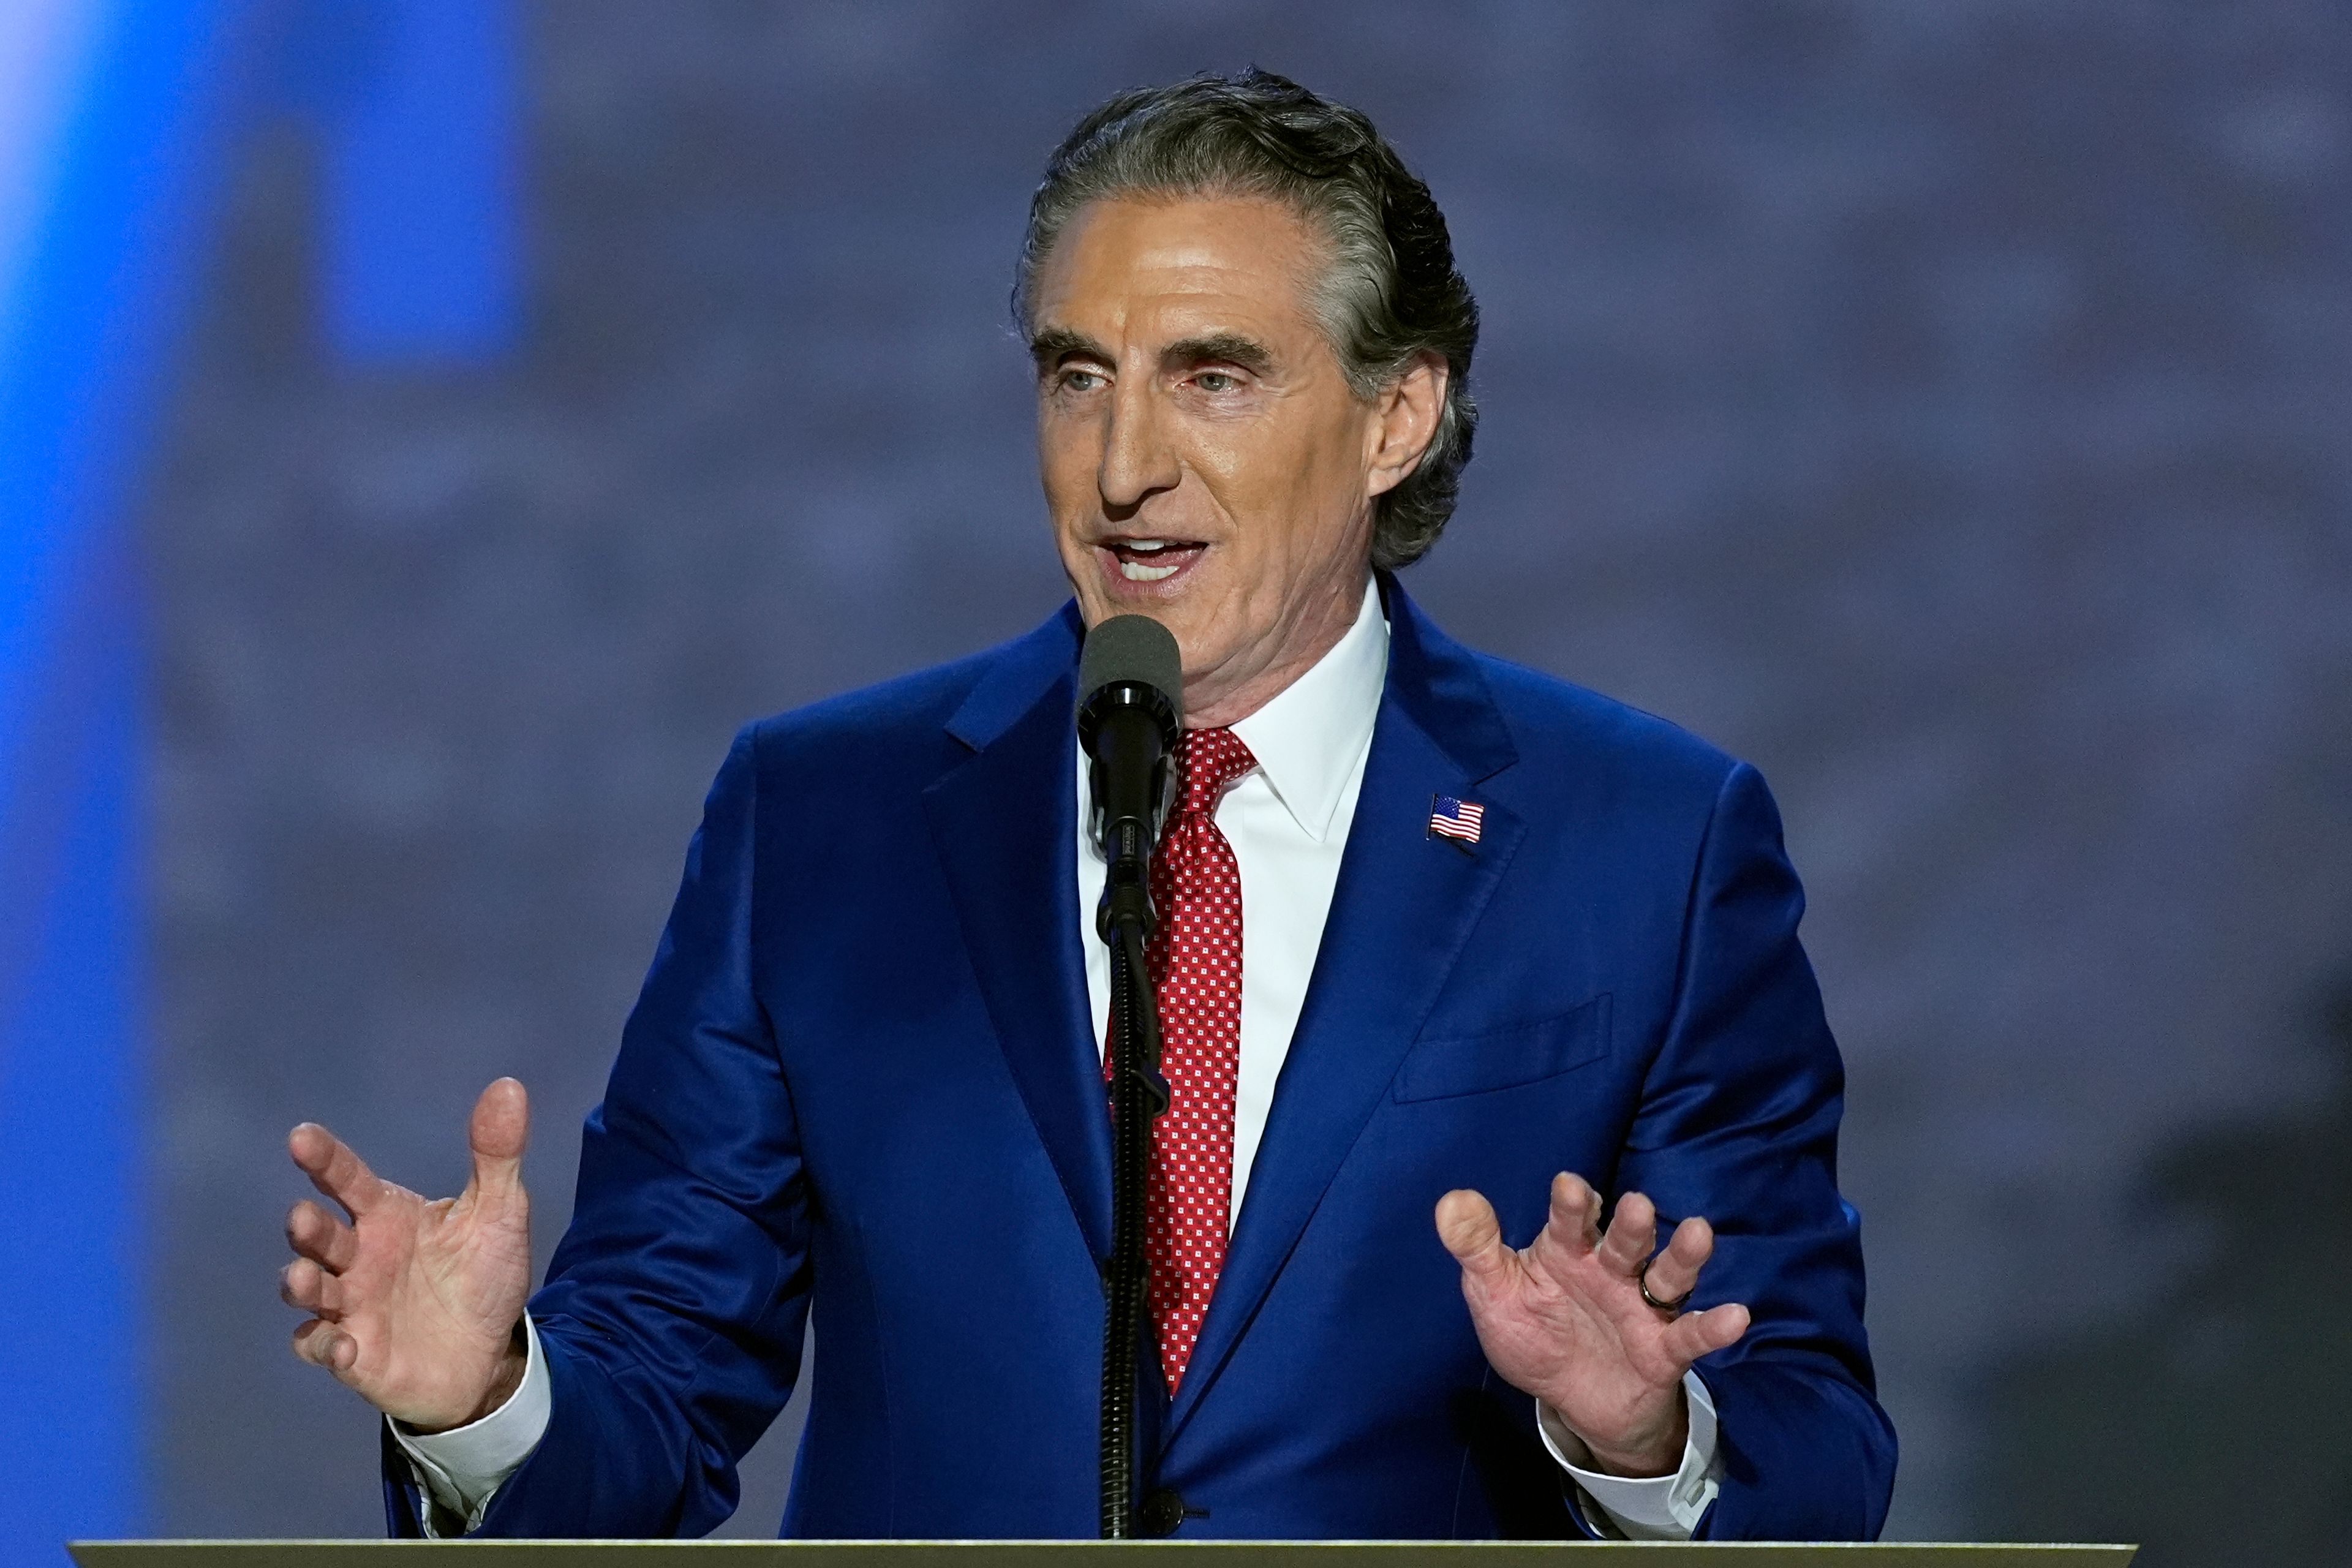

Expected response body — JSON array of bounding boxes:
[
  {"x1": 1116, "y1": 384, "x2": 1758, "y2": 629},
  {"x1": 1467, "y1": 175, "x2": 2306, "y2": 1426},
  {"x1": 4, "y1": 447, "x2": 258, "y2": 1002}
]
[
  {"x1": 1099, "y1": 905, "x2": 1165, "y2": 1538},
  {"x1": 1078, "y1": 641, "x2": 1177, "y2": 1538}
]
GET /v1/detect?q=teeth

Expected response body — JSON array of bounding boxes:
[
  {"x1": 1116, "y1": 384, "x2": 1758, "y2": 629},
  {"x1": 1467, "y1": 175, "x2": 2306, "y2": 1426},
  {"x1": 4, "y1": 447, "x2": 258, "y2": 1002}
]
[{"x1": 1104, "y1": 537, "x2": 1193, "y2": 583}]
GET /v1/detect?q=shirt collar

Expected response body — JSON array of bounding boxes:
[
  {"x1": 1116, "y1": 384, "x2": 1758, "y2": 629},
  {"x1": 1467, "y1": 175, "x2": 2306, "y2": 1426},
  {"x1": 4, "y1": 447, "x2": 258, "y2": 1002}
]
[{"x1": 1227, "y1": 574, "x2": 1389, "y2": 843}]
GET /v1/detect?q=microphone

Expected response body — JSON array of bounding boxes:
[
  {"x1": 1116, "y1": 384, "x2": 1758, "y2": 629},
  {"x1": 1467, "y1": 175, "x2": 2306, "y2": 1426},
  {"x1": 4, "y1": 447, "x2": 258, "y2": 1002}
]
[{"x1": 1077, "y1": 614, "x2": 1183, "y2": 940}]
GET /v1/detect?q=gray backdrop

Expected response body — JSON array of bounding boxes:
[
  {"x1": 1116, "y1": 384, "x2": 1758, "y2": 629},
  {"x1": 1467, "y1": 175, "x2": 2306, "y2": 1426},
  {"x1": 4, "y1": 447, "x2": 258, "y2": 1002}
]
[{"x1": 149, "y1": 4, "x2": 2352, "y2": 1562}]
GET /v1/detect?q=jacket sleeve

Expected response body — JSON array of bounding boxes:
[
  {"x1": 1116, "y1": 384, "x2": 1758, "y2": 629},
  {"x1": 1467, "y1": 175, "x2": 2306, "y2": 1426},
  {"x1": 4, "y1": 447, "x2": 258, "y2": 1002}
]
[
  {"x1": 382, "y1": 722, "x2": 812, "y2": 1538},
  {"x1": 1613, "y1": 760, "x2": 1897, "y2": 1541}
]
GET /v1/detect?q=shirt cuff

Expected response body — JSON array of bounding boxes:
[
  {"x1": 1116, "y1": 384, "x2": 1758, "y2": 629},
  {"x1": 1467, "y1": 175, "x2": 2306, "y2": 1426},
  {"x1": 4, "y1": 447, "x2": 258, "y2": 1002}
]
[
  {"x1": 1537, "y1": 1369, "x2": 1722, "y2": 1542},
  {"x1": 388, "y1": 1314, "x2": 551, "y2": 1536}
]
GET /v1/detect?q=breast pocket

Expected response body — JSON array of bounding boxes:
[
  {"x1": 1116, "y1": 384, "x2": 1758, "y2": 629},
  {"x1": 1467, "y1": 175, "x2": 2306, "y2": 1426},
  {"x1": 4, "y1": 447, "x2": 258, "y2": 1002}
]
[{"x1": 1390, "y1": 993, "x2": 1612, "y2": 1103}]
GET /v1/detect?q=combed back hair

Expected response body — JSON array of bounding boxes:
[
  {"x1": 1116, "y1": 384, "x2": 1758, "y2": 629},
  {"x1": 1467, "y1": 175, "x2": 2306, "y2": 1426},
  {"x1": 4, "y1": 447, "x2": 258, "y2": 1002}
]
[{"x1": 1015, "y1": 69, "x2": 1480, "y2": 570}]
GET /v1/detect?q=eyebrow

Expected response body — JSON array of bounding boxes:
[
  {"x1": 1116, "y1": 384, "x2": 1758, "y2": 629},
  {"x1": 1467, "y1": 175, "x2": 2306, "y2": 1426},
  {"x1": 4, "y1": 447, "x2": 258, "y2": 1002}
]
[
  {"x1": 1028, "y1": 326, "x2": 1107, "y2": 371},
  {"x1": 1162, "y1": 332, "x2": 1273, "y2": 376},
  {"x1": 1026, "y1": 326, "x2": 1277, "y2": 377}
]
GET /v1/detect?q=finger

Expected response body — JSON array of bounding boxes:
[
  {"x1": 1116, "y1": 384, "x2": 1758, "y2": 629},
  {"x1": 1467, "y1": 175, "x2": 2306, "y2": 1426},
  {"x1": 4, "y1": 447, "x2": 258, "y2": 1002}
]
[
  {"x1": 1596, "y1": 1189, "x2": 1658, "y2": 1278},
  {"x1": 1435, "y1": 1189, "x2": 1517, "y2": 1287},
  {"x1": 1527, "y1": 1172, "x2": 1602, "y2": 1280},
  {"x1": 291, "y1": 1316, "x2": 358, "y2": 1373},
  {"x1": 1640, "y1": 1215, "x2": 1716, "y2": 1306},
  {"x1": 279, "y1": 1257, "x2": 344, "y2": 1318},
  {"x1": 288, "y1": 1122, "x2": 385, "y2": 1220},
  {"x1": 465, "y1": 1077, "x2": 530, "y2": 1201},
  {"x1": 1661, "y1": 1302, "x2": 1750, "y2": 1365},
  {"x1": 1555, "y1": 1172, "x2": 1602, "y2": 1251},
  {"x1": 286, "y1": 1199, "x2": 358, "y2": 1273}
]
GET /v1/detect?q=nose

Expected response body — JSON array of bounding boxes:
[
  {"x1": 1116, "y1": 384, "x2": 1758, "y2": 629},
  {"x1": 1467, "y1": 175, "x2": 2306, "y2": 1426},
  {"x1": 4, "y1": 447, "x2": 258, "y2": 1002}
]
[{"x1": 1097, "y1": 374, "x2": 1180, "y2": 516}]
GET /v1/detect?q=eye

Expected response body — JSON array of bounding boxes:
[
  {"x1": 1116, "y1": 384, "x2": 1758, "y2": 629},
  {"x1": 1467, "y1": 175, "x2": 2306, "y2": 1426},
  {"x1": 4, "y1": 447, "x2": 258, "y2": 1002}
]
[
  {"x1": 1056, "y1": 367, "x2": 1106, "y2": 393},
  {"x1": 1194, "y1": 370, "x2": 1241, "y2": 393}
]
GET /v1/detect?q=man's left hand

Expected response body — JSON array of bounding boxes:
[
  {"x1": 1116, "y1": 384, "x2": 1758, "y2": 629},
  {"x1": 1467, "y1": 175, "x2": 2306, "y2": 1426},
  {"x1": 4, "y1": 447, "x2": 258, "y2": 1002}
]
[{"x1": 1437, "y1": 1173, "x2": 1750, "y2": 1477}]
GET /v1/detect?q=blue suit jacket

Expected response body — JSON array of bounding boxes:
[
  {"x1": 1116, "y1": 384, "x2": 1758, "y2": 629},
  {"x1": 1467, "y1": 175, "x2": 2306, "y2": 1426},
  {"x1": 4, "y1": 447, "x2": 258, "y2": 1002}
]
[{"x1": 386, "y1": 577, "x2": 1894, "y2": 1540}]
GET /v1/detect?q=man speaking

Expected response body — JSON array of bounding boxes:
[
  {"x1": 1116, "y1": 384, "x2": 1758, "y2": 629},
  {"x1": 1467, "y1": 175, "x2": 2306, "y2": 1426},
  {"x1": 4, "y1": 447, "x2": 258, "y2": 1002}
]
[{"x1": 276, "y1": 70, "x2": 1894, "y2": 1541}]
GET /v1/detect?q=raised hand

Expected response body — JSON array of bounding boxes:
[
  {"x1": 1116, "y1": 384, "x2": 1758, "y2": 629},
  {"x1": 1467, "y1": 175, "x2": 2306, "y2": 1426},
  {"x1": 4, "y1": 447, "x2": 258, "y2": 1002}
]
[
  {"x1": 1437, "y1": 1172, "x2": 1749, "y2": 1476},
  {"x1": 280, "y1": 1078, "x2": 536, "y2": 1432}
]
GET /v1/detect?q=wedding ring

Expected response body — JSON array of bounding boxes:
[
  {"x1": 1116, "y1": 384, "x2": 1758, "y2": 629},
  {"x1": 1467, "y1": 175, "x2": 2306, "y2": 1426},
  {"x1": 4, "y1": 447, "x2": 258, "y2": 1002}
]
[{"x1": 1637, "y1": 1256, "x2": 1692, "y2": 1314}]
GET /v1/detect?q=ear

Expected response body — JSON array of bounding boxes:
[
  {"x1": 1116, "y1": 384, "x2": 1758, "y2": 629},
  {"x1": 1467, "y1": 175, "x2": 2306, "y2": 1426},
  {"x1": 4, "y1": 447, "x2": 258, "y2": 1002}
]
[{"x1": 1364, "y1": 351, "x2": 1449, "y2": 499}]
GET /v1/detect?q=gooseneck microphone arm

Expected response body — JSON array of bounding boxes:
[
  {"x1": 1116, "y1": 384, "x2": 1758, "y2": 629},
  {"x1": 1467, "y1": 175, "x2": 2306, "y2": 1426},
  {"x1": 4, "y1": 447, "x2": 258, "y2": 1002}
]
[{"x1": 1075, "y1": 615, "x2": 1182, "y2": 1540}]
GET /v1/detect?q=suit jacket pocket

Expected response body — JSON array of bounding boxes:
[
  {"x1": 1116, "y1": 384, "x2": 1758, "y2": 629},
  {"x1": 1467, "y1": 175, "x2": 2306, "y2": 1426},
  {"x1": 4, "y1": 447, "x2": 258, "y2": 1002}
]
[{"x1": 1391, "y1": 994, "x2": 1611, "y2": 1102}]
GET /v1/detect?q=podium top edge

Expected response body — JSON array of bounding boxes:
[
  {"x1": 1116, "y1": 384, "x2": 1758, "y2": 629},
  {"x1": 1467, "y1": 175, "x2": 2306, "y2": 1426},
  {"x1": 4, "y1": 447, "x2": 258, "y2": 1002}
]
[{"x1": 69, "y1": 1541, "x2": 2143, "y2": 1552}]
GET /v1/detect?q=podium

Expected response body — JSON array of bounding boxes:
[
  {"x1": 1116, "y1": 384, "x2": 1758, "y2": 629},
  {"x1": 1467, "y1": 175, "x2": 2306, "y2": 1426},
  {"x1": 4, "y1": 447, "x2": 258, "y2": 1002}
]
[{"x1": 71, "y1": 1544, "x2": 2135, "y2": 1566}]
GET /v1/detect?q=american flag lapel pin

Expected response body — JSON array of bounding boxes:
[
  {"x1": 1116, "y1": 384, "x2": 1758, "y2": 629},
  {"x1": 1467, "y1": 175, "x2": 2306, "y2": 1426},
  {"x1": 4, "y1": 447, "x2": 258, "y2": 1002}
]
[{"x1": 1427, "y1": 793, "x2": 1485, "y2": 849}]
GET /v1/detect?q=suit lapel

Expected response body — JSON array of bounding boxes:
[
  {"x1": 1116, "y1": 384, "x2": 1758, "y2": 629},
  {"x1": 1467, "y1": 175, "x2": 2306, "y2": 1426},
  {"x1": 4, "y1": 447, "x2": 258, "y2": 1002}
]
[
  {"x1": 1166, "y1": 582, "x2": 1523, "y2": 1438},
  {"x1": 922, "y1": 608, "x2": 1112, "y2": 1262}
]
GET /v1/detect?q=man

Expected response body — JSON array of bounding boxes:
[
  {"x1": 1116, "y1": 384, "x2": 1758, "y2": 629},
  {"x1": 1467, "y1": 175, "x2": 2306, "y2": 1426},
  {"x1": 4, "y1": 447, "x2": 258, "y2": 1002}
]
[{"x1": 279, "y1": 70, "x2": 1894, "y2": 1540}]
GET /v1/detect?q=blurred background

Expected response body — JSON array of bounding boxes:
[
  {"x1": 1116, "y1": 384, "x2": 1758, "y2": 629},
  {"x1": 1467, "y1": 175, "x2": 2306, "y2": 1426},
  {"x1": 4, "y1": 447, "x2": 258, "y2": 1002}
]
[{"x1": 0, "y1": 1, "x2": 2346, "y2": 1563}]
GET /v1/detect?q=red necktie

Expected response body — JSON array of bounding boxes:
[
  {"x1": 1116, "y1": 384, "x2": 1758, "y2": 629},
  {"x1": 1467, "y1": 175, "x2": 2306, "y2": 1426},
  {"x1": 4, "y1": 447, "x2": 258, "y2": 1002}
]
[{"x1": 1135, "y1": 726, "x2": 1256, "y2": 1394}]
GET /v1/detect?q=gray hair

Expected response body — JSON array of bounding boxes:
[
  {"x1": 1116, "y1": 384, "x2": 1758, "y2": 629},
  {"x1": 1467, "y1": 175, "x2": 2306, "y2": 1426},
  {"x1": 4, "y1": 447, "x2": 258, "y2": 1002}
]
[{"x1": 1014, "y1": 69, "x2": 1480, "y2": 570}]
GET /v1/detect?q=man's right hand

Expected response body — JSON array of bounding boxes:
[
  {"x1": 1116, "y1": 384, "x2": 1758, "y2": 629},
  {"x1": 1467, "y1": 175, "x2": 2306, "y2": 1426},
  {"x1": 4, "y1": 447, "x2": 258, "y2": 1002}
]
[{"x1": 281, "y1": 1077, "x2": 535, "y2": 1433}]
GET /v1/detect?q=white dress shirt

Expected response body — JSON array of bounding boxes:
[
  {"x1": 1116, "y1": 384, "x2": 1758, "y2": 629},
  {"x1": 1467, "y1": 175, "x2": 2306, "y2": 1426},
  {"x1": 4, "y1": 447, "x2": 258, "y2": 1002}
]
[{"x1": 399, "y1": 576, "x2": 1721, "y2": 1539}]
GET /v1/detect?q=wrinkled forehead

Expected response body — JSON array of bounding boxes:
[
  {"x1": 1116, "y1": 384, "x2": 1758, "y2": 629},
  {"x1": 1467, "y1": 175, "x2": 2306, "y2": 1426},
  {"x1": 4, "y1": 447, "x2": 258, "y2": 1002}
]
[{"x1": 1027, "y1": 194, "x2": 1332, "y2": 351}]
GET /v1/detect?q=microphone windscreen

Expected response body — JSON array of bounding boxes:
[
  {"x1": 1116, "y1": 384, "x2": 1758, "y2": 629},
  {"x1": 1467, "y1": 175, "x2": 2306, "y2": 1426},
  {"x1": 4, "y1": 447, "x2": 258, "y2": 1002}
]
[{"x1": 1079, "y1": 614, "x2": 1184, "y2": 729}]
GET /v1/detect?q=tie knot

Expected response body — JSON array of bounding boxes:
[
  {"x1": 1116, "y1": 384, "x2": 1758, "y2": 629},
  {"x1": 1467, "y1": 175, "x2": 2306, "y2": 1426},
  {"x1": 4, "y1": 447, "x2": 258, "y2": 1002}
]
[{"x1": 1174, "y1": 728, "x2": 1256, "y2": 815}]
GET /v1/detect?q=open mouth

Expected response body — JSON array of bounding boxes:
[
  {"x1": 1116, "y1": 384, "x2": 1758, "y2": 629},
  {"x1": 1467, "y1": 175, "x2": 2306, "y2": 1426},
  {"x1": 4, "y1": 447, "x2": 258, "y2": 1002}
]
[{"x1": 1098, "y1": 537, "x2": 1207, "y2": 584}]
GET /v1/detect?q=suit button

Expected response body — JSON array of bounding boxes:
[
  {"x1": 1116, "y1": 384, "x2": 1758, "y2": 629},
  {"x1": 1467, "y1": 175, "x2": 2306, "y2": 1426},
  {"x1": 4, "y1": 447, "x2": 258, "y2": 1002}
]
[{"x1": 1138, "y1": 1488, "x2": 1186, "y2": 1537}]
